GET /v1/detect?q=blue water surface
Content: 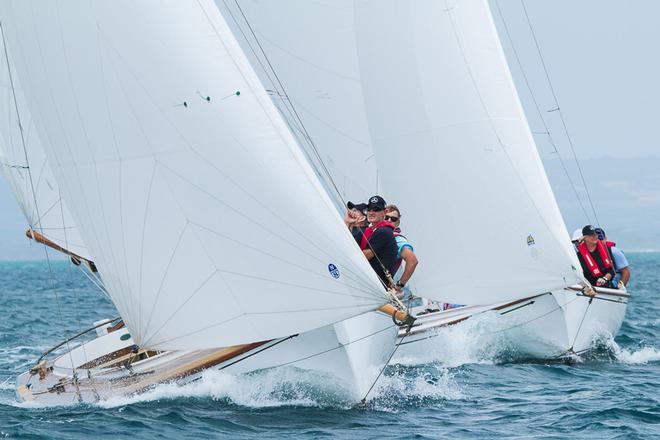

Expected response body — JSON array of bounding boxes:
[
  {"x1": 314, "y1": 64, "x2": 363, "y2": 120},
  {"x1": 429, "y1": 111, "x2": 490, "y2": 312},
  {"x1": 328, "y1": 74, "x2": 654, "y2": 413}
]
[{"x1": 1, "y1": 254, "x2": 658, "y2": 439}]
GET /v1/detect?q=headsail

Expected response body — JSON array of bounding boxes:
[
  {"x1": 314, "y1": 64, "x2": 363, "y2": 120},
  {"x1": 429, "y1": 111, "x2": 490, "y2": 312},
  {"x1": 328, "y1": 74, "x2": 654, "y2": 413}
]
[
  {"x1": 354, "y1": 0, "x2": 583, "y2": 304},
  {"x1": 217, "y1": 0, "x2": 584, "y2": 305},
  {"x1": 0, "y1": 41, "x2": 92, "y2": 262},
  {"x1": 0, "y1": 0, "x2": 387, "y2": 350}
]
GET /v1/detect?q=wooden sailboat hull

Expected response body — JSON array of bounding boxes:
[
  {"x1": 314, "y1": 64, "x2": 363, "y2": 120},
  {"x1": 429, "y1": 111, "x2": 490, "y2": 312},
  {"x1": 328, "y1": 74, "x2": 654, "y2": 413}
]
[
  {"x1": 393, "y1": 286, "x2": 629, "y2": 362},
  {"x1": 16, "y1": 310, "x2": 397, "y2": 405}
]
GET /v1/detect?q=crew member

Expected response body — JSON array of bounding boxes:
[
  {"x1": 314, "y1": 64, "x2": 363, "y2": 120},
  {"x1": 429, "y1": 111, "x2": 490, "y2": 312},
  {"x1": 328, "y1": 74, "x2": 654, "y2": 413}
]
[
  {"x1": 595, "y1": 227, "x2": 630, "y2": 288},
  {"x1": 360, "y1": 196, "x2": 398, "y2": 286},
  {"x1": 576, "y1": 225, "x2": 615, "y2": 287},
  {"x1": 384, "y1": 204, "x2": 418, "y2": 291}
]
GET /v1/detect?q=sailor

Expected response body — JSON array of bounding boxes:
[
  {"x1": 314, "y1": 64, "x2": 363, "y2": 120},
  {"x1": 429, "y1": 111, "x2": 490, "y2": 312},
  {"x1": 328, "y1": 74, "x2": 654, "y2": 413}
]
[
  {"x1": 344, "y1": 201, "x2": 368, "y2": 245},
  {"x1": 576, "y1": 225, "x2": 616, "y2": 288},
  {"x1": 384, "y1": 204, "x2": 418, "y2": 291},
  {"x1": 595, "y1": 227, "x2": 630, "y2": 288},
  {"x1": 359, "y1": 196, "x2": 399, "y2": 286}
]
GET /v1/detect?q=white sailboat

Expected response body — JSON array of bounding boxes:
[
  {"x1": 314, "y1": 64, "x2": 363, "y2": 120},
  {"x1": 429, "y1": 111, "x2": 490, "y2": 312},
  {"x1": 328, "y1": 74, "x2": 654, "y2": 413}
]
[
  {"x1": 1, "y1": 0, "x2": 407, "y2": 405},
  {"x1": 215, "y1": 0, "x2": 629, "y2": 359}
]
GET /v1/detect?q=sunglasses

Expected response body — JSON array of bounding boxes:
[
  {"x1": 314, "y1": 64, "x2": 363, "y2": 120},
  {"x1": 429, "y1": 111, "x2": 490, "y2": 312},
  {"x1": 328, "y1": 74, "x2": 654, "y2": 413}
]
[
  {"x1": 384, "y1": 215, "x2": 399, "y2": 222},
  {"x1": 367, "y1": 207, "x2": 383, "y2": 212}
]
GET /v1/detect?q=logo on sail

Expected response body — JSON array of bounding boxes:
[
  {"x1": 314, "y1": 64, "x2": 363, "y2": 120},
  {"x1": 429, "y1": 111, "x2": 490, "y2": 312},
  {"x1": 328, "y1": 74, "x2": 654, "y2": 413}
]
[
  {"x1": 527, "y1": 234, "x2": 535, "y2": 246},
  {"x1": 328, "y1": 263, "x2": 340, "y2": 279}
]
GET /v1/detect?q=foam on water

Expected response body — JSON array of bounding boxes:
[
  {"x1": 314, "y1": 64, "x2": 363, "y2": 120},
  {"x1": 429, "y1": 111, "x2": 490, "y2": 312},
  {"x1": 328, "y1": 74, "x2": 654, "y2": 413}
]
[
  {"x1": 394, "y1": 311, "x2": 523, "y2": 367},
  {"x1": 94, "y1": 363, "x2": 463, "y2": 411}
]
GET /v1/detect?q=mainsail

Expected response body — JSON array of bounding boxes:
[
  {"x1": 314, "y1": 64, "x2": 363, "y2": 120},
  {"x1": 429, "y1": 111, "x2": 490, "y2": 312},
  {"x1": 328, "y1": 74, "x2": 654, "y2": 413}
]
[
  {"x1": 217, "y1": 0, "x2": 584, "y2": 305},
  {"x1": 0, "y1": 0, "x2": 388, "y2": 350},
  {"x1": 0, "y1": 39, "x2": 92, "y2": 262}
]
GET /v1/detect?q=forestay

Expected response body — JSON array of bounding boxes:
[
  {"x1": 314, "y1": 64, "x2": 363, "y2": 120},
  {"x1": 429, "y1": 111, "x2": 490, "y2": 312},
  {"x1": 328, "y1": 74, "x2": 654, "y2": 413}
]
[
  {"x1": 221, "y1": 0, "x2": 584, "y2": 305},
  {"x1": 0, "y1": 40, "x2": 92, "y2": 261},
  {"x1": 0, "y1": 0, "x2": 388, "y2": 350},
  {"x1": 353, "y1": 0, "x2": 583, "y2": 304}
]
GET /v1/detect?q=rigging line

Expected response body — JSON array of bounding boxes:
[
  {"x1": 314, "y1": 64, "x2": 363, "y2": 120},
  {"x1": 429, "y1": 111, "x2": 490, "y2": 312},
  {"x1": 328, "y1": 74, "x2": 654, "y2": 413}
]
[
  {"x1": 519, "y1": 0, "x2": 600, "y2": 226},
  {"x1": 229, "y1": 0, "x2": 346, "y2": 206},
  {"x1": 0, "y1": 20, "x2": 79, "y2": 379},
  {"x1": 264, "y1": 324, "x2": 395, "y2": 370},
  {"x1": 0, "y1": 162, "x2": 28, "y2": 169},
  {"x1": 360, "y1": 330, "x2": 408, "y2": 405},
  {"x1": 570, "y1": 295, "x2": 593, "y2": 348},
  {"x1": 494, "y1": 0, "x2": 592, "y2": 224},
  {"x1": 57, "y1": 185, "x2": 92, "y2": 368}
]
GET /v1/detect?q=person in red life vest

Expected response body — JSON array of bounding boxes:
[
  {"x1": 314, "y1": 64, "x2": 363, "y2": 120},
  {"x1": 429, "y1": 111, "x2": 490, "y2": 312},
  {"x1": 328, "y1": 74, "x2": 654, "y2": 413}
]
[
  {"x1": 576, "y1": 225, "x2": 615, "y2": 287},
  {"x1": 595, "y1": 227, "x2": 630, "y2": 288},
  {"x1": 383, "y1": 204, "x2": 418, "y2": 291},
  {"x1": 357, "y1": 196, "x2": 399, "y2": 286}
]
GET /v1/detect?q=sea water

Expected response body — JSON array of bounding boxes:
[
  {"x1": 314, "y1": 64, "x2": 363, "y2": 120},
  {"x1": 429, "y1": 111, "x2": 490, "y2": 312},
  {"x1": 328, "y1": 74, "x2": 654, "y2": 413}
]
[{"x1": 0, "y1": 255, "x2": 658, "y2": 439}]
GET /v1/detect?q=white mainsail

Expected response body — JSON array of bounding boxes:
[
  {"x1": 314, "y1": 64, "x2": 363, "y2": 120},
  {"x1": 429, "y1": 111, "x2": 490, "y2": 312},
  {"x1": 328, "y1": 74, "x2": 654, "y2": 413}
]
[
  {"x1": 0, "y1": 41, "x2": 92, "y2": 261},
  {"x1": 0, "y1": 0, "x2": 388, "y2": 350},
  {"x1": 217, "y1": 0, "x2": 584, "y2": 305}
]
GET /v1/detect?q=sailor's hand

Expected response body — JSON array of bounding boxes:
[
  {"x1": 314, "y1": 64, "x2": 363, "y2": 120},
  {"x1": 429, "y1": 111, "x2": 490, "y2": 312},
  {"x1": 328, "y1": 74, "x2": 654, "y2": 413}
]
[
  {"x1": 344, "y1": 210, "x2": 359, "y2": 226},
  {"x1": 596, "y1": 277, "x2": 607, "y2": 287}
]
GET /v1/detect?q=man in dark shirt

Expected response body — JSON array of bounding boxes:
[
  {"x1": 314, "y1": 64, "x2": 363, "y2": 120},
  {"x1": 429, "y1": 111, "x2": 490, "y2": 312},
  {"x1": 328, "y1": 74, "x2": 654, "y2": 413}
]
[
  {"x1": 359, "y1": 196, "x2": 398, "y2": 287},
  {"x1": 576, "y1": 225, "x2": 615, "y2": 287}
]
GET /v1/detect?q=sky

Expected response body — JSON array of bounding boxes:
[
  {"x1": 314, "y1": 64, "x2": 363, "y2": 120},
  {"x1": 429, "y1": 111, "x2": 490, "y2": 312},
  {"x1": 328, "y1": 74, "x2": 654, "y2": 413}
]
[{"x1": 0, "y1": 0, "x2": 659, "y2": 259}]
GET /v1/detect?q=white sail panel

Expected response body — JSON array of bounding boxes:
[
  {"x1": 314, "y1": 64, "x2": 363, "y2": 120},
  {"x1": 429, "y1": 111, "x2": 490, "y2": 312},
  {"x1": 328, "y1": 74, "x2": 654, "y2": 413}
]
[
  {"x1": 213, "y1": 0, "x2": 583, "y2": 305},
  {"x1": 0, "y1": 45, "x2": 92, "y2": 261},
  {"x1": 0, "y1": 0, "x2": 388, "y2": 350},
  {"x1": 216, "y1": 0, "x2": 379, "y2": 208},
  {"x1": 352, "y1": 0, "x2": 583, "y2": 304}
]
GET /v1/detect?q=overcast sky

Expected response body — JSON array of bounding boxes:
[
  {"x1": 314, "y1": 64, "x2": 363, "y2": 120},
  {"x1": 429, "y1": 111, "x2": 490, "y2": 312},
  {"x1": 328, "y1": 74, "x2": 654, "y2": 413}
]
[{"x1": 1, "y1": 0, "x2": 658, "y2": 259}]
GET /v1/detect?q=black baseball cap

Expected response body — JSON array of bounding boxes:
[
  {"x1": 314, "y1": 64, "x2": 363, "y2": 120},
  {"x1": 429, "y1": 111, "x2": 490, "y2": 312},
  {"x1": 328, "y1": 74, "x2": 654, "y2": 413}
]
[
  {"x1": 366, "y1": 195, "x2": 386, "y2": 211},
  {"x1": 347, "y1": 201, "x2": 367, "y2": 213},
  {"x1": 582, "y1": 225, "x2": 597, "y2": 236}
]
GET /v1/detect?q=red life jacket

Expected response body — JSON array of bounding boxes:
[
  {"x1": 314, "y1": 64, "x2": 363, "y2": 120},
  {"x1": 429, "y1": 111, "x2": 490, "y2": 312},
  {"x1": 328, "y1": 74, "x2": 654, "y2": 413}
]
[
  {"x1": 360, "y1": 220, "x2": 395, "y2": 250},
  {"x1": 578, "y1": 241, "x2": 613, "y2": 277}
]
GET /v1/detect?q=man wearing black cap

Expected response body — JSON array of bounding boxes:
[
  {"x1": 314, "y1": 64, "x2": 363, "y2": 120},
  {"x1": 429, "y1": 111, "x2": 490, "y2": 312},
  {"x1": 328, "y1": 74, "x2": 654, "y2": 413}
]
[
  {"x1": 576, "y1": 225, "x2": 616, "y2": 287},
  {"x1": 357, "y1": 195, "x2": 398, "y2": 286}
]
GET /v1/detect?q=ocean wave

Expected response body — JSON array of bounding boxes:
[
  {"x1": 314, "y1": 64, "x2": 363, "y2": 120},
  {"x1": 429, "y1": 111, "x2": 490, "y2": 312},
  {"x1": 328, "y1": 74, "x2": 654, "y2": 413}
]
[{"x1": 614, "y1": 345, "x2": 660, "y2": 364}]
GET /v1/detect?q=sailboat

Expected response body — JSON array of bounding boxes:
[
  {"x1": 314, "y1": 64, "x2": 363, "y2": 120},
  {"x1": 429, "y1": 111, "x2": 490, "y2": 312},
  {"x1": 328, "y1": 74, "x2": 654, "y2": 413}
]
[
  {"x1": 214, "y1": 0, "x2": 629, "y2": 359},
  {"x1": 0, "y1": 0, "x2": 410, "y2": 405}
]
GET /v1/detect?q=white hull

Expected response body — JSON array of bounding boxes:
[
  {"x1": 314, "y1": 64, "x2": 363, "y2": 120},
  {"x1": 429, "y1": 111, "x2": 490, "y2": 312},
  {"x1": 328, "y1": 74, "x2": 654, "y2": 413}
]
[
  {"x1": 394, "y1": 286, "x2": 629, "y2": 362},
  {"x1": 16, "y1": 310, "x2": 397, "y2": 405}
]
